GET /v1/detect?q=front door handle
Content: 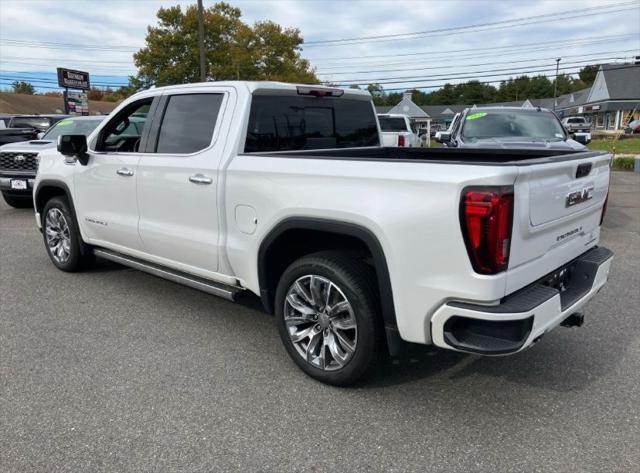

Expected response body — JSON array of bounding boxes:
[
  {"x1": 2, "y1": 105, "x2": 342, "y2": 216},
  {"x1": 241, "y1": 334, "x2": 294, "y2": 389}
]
[
  {"x1": 116, "y1": 168, "x2": 134, "y2": 177},
  {"x1": 189, "y1": 174, "x2": 213, "y2": 185}
]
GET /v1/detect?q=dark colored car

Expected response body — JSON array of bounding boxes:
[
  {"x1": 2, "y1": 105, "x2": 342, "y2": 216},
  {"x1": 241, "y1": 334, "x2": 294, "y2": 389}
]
[
  {"x1": 8, "y1": 114, "x2": 69, "y2": 133},
  {"x1": 0, "y1": 116, "x2": 104, "y2": 208},
  {"x1": 436, "y1": 107, "x2": 590, "y2": 150}
]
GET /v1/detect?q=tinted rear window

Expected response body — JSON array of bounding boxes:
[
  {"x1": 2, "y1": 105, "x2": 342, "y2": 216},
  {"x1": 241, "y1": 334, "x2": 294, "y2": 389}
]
[
  {"x1": 244, "y1": 96, "x2": 379, "y2": 152},
  {"x1": 156, "y1": 94, "x2": 223, "y2": 154},
  {"x1": 10, "y1": 117, "x2": 54, "y2": 129},
  {"x1": 378, "y1": 117, "x2": 408, "y2": 132}
]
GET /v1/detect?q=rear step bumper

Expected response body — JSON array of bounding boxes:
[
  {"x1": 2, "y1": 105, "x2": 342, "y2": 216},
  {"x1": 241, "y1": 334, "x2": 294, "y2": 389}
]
[{"x1": 430, "y1": 246, "x2": 613, "y2": 355}]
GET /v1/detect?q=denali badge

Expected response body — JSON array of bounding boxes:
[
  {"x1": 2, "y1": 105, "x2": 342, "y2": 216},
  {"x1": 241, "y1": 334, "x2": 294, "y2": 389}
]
[
  {"x1": 14, "y1": 155, "x2": 26, "y2": 164},
  {"x1": 566, "y1": 186, "x2": 594, "y2": 207}
]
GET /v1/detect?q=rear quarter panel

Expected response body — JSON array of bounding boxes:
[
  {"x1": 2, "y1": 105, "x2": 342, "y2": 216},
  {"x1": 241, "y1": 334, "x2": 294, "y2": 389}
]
[{"x1": 224, "y1": 154, "x2": 519, "y2": 344}]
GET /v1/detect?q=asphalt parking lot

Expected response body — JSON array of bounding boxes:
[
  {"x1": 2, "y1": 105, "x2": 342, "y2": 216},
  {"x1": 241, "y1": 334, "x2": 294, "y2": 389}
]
[{"x1": 1, "y1": 172, "x2": 638, "y2": 473}]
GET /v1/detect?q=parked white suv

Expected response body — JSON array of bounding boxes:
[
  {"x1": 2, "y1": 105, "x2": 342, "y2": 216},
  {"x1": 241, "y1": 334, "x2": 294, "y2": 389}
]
[{"x1": 34, "y1": 81, "x2": 613, "y2": 385}]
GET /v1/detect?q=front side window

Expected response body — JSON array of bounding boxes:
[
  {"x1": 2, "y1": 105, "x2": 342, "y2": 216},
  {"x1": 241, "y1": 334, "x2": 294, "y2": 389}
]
[
  {"x1": 155, "y1": 94, "x2": 223, "y2": 154},
  {"x1": 379, "y1": 117, "x2": 409, "y2": 132},
  {"x1": 461, "y1": 110, "x2": 566, "y2": 141},
  {"x1": 97, "y1": 99, "x2": 152, "y2": 152},
  {"x1": 245, "y1": 96, "x2": 379, "y2": 152}
]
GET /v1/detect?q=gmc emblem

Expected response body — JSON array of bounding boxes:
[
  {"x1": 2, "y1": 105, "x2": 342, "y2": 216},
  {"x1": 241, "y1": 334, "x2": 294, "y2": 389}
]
[{"x1": 566, "y1": 186, "x2": 594, "y2": 207}]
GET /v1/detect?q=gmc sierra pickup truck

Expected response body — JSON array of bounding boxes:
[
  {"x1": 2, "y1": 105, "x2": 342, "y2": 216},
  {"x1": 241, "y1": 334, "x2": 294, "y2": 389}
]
[{"x1": 34, "y1": 81, "x2": 613, "y2": 385}]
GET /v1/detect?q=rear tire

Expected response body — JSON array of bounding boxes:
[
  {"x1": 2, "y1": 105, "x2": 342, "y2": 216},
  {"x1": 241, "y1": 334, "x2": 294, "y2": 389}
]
[
  {"x1": 275, "y1": 251, "x2": 383, "y2": 386},
  {"x1": 2, "y1": 192, "x2": 33, "y2": 208},
  {"x1": 42, "y1": 196, "x2": 93, "y2": 272}
]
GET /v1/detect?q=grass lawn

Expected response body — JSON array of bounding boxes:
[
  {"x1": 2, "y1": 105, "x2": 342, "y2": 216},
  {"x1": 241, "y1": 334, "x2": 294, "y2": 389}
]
[{"x1": 588, "y1": 137, "x2": 640, "y2": 154}]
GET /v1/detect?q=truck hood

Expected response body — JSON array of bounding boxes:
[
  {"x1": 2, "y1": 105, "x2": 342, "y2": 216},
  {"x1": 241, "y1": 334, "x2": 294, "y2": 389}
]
[
  {"x1": 458, "y1": 138, "x2": 586, "y2": 151},
  {"x1": 0, "y1": 139, "x2": 56, "y2": 151}
]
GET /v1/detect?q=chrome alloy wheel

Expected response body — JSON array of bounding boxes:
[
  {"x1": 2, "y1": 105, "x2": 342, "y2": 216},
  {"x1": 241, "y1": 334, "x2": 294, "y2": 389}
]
[
  {"x1": 45, "y1": 208, "x2": 71, "y2": 264},
  {"x1": 284, "y1": 275, "x2": 358, "y2": 371}
]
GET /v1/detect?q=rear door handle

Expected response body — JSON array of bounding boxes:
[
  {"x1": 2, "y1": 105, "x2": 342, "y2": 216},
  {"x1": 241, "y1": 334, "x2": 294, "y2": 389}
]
[
  {"x1": 116, "y1": 168, "x2": 134, "y2": 177},
  {"x1": 189, "y1": 174, "x2": 213, "y2": 185}
]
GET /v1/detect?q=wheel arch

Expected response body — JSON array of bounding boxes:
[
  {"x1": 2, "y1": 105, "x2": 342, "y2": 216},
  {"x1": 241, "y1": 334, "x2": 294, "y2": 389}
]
[
  {"x1": 34, "y1": 180, "x2": 87, "y2": 254},
  {"x1": 258, "y1": 217, "x2": 401, "y2": 353}
]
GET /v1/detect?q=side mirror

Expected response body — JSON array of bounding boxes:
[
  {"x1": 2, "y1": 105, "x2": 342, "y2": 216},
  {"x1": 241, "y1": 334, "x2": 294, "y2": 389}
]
[
  {"x1": 573, "y1": 133, "x2": 591, "y2": 145},
  {"x1": 436, "y1": 132, "x2": 451, "y2": 143},
  {"x1": 57, "y1": 135, "x2": 89, "y2": 165}
]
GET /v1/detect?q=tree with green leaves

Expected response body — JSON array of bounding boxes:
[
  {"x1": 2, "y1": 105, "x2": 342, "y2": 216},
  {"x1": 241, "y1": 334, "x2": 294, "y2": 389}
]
[
  {"x1": 11, "y1": 80, "x2": 35, "y2": 95},
  {"x1": 133, "y1": 2, "x2": 317, "y2": 87}
]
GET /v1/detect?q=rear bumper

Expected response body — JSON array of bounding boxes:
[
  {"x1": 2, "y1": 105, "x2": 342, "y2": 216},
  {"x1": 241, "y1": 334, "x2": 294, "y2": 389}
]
[{"x1": 430, "y1": 246, "x2": 613, "y2": 355}]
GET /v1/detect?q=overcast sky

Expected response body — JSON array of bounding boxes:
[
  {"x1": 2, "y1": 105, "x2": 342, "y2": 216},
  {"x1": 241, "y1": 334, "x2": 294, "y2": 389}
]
[{"x1": 0, "y1": 0, "x2": 639, "y2": 92}]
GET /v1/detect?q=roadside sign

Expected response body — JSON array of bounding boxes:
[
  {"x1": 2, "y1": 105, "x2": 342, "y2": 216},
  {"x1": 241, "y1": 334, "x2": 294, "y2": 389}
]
[
  {"x1": 64, "y1": 90, "x2": 89, "y2": 116},
  {"x1": 57, "y1": 68, "x2": 90, "y2": 90}
]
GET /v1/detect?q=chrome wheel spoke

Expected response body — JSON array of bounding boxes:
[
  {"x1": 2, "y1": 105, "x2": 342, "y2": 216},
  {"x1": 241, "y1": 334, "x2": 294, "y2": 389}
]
[
  {"x1": 328, "y1": 300, "x2": 350, "y2": 317},
  {"x1": 286, "y1": 293, "x2": 316, "y2": 316},
  {"x1": 284, "y1": 275, "x2": 358, "y2": 372},
  {"x1": 309, "y1": 276, "x2": 323, "y2": 309},
  {"x1": 290, "y1": 325, "x2": 314, "y2": 343},
  {"x1": 327, "y1": 331, "x2": 350, "y2": 367},
  {"x1": 333, "y1": 327, "x2": 356, "y2": 354}
]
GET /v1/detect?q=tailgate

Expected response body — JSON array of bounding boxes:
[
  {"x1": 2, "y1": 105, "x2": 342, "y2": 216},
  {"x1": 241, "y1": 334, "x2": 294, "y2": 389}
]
[{"x1": 506, "y1": 152, "x2": 611, "y2": 293}]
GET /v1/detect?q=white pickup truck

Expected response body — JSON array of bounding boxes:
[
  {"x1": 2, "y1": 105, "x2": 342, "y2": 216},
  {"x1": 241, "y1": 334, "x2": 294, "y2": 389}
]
[
  {"x1": 34, "y1": 81, "x2": 613, "y2": 386},
  {"x1": 377, "y1": 113, "x2": 420, "y2": 147}
]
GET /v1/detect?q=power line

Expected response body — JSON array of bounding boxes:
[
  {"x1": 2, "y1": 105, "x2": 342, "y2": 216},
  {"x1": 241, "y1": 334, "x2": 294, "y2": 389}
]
[
  {"x1": 331, "y1": 63, "x2": 639, "y2": 88},
  {"x1": 306, "y1": 33, "x2": 638, "y2": 62},
  {"x1": 317, "y1": 50, "x2": 638, "y2": 76},
  {"x1": 0, "y1": 75, "x2": 129, "y2": 87},
  {"x1": 302, "y1": 4, "x2": 639, "y2": 47},
  {"x1": 312, "y1": 36, "x2": 640, "y2": 69},
  {"x1": 372, "y1": 65, "x2": 640, "y2": 92}
]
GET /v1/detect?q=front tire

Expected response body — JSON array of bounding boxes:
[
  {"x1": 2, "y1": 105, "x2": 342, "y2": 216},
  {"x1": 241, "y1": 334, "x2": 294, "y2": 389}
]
[
  {"x1": 2, "y1": 192, "x2": 33, "y2": 208},
  {"x1": 275, "y1": 251, "x2": 383, "y2": 386},
  {"x1": 42, "y1": 196, "x2": 93, "y2": 272}
]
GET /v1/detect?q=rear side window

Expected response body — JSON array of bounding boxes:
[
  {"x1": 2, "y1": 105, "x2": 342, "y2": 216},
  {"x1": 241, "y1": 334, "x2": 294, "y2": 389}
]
[
  {"x1": 156, "y1": 94, "x2": 223, "y2": 154},
  {"x1": 245, "y1": 96, "x2": 379, "y2": 152}
]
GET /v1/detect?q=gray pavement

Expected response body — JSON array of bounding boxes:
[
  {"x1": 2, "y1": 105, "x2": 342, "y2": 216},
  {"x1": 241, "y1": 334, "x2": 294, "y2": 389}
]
[{"x1": 1, "y1": 172, "x2": 639, "y2": 472}]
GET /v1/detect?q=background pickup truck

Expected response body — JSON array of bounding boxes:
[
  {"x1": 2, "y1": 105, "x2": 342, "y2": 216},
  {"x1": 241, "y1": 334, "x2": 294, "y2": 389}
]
[
  {"x1": 34, "y1": 82, "x2": 613, "y2": 385},
  {"x1": 377, "y1": 113, "x2": 420, "y2": 147}
]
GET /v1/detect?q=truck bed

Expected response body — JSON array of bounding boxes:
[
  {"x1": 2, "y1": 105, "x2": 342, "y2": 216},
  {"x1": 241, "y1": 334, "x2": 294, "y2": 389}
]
[{"x1": 245, "y1": 146, "x2": 606, "y2": 166}]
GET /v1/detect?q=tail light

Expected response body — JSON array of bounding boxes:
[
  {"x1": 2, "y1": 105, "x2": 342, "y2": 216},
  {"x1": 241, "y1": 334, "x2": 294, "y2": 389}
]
[
  {"x1": 460, "y1": 186, "x2": 514, "y2": 274},
  {"x1": 398, "y1": 135, "x2": 405, "y2": 147}
]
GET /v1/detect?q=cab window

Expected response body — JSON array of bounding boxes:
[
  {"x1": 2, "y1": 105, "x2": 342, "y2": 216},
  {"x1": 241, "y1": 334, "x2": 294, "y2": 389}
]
[{"x1": 96, "y1": 99, "x2": 152, "y2": 153}]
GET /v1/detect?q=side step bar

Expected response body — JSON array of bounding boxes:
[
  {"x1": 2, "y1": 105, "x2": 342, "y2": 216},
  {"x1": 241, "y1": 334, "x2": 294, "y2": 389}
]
[{"x1": 94, "y1": 248, "x2": 244, "y2": 301}]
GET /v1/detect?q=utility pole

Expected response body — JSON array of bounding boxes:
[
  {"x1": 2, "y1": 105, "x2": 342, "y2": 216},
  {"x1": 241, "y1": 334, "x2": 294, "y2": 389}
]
[
  {"x1": 553, "y1": 57, "x2": 561, "y2": 111},
  {"x1": 197, "y1": 0, "x2": 206, "y2": 82}
]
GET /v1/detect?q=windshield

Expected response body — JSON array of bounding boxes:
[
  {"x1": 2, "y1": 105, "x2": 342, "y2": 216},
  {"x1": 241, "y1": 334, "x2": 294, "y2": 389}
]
[
  {"x1": 378, "y1": 117, "x2": 408, "y2": 132},
  {"x1": 461, "y1": 110, "x2": 566, "y2": 141},
  {"x1": 43, "y1": 118, "x2": 103, "y2": 140}
]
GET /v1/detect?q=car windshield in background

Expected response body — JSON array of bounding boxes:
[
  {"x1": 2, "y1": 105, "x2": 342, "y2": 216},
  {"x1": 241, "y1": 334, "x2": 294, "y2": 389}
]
[
  {"x1": 379, "y1": 117, "x2": 408, "y2": 132},
  {"x1": 461, "y1": 110, "x2": 566, "y2": 141},
  {"x1": 245, "y1": 96, "x2": 379, "y2": 152},
  {"x1": 43, "y1": 118, "x2": 103, "y2": 140},
  {"x1": 10, "y1": 117, "x2": 54, "y2": 129}
]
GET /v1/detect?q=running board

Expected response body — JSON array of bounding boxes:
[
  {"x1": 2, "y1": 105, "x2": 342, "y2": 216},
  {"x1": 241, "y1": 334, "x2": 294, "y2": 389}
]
[{"x1": 93, "y1": 248, "x2": 243, "y2": 301}]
